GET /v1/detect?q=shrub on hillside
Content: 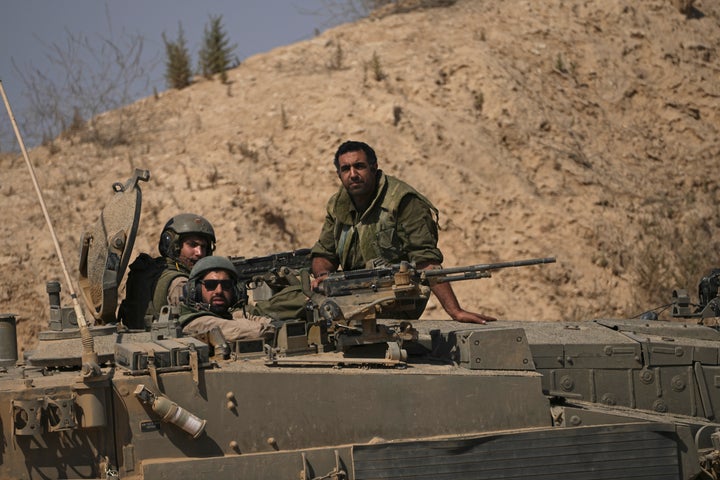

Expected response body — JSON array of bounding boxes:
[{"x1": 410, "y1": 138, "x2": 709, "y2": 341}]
[
  {"x1": 198, "y1": 15, "x2": 237, "y2": 84},
  {"x1": 163, "y1": 23, "x2": 193, "y2": 90}
]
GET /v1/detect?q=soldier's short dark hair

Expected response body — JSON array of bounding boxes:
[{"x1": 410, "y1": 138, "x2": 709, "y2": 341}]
[{"x1": 333, "y1": 141, "x2": 378, "y2": 170}]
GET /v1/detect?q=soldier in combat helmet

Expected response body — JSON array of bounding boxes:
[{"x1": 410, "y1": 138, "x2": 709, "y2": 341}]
[
  {"x1": 180, "y1": 256, "x2": 274, "y2": 341},
  {"x1": 118, "y1": 213, "x2": 216, "y2": 329}
]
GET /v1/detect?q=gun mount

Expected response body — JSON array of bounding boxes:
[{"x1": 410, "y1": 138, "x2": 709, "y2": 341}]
[
  {"x1": 2, "y1": 170, "x2": 720, "y2": 479},
  {"x1": 307, "y1": 258, "x2": 556, "y2": 359},
  {"x1": 230, "y1": 248, "x2": 311, "y2": 290}
]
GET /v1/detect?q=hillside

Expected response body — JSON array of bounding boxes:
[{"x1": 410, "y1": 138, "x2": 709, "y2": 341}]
[{"x1": 2, "y1": 0, "x2": 719, "y2": 352}]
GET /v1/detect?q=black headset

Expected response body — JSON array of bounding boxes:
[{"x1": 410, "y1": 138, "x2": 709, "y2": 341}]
[{"x1": 158, "y1": 229, "x2": 178, "y2": 259}]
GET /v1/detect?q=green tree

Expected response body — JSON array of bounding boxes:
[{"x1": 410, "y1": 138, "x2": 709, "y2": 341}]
[
  {"x1": 198, "y1": 15, "x2": 237, "y2": 83},
  {"x1": 162, "y1": 23, "x2": 193, "y2": 90}
]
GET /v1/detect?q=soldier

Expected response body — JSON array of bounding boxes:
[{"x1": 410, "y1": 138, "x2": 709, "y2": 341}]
[
  {"x1": 311, "y1": 140, "x2": 495, "y2": 324},
  {"x1": 154, "y1": 213, "x2": 216, "y2": 310},
  {"x1": 254, "y1": 140, "x2": 496, "y2": 324},
  {"x1": 180, "y1": 256, "x2": 274, "y2": 341},
  {"x1": 118, "y1": 213, "x2": 216, "y2": 329}
]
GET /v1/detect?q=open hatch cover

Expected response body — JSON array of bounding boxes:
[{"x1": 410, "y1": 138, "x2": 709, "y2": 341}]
[{"x1": 78, "y1": 169, "x2": 149, "y2": 324}]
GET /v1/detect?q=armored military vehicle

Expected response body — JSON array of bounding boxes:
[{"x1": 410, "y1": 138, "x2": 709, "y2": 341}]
[{"x1": 2, "y1": 169, "x2": 720, "y2": 479}]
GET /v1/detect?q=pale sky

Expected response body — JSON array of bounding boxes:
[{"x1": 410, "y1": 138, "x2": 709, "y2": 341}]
[{"x1": 0, "y1": 0, "x2": 342, "y2": 149}]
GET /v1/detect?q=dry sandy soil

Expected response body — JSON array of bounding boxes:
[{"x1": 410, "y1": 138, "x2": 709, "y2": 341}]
[{"x1": 1, "y1": 0, "x2": 719, "y2": 353}]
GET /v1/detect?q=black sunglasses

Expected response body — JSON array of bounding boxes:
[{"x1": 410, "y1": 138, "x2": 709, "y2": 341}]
[{"x1": 199, "y1": 279, "x2": 234, "y2": 291}]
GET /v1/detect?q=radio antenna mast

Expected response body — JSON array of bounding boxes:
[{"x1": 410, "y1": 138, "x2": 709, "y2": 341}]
[{"x1": 0, "y1": 80, "x2": 99, "y2": 378}]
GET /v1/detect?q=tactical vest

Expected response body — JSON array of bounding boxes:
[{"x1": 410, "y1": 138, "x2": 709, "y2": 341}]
[
  {"x1": 149, "y1": 263, "x2": 188, "y2": 319},
  {"x1": 118, "y1": 254, "x2": 187, "y2": 330},
  {"x1": 330, "y1": 173, "x2": 438, "y2": 270}
]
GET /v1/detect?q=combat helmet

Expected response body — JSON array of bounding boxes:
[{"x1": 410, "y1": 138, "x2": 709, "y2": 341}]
[
  {"x1": 185, "y1": 256, "x2": 242, "y2": 309},
  {"x1": 158, "y1": 213, "x2": 216, "y2": 260}
]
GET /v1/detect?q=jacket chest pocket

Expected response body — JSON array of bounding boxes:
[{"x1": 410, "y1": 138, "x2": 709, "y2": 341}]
[{"x1": 374, "y1": 225, "x2": 403, "y2": 261}]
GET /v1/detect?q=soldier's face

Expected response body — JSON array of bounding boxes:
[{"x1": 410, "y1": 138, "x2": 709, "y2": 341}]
[
  {"x1": 337, "y1": 150, "x2": 377, "y2": 201},
  {"x1": 178, "y1": 234, "x2": 209, "y2": 268},
  {"x1": 200, "y1": 270, "x2": 234, "y2": 311}
]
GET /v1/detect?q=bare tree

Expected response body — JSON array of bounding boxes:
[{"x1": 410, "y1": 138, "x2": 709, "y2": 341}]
[{"x1": 11, "y1": 8, "x2": 153, "y2": 149}]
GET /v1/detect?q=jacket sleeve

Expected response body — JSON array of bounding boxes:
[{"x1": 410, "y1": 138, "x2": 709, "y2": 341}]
[{"x1": 395, "y1": 195, "x2": 444, "y2": 265}]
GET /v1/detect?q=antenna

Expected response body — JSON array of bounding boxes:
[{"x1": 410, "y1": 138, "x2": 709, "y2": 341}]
[{"x1": 0, "y1": 80, "x2": 100, "y2": 378}]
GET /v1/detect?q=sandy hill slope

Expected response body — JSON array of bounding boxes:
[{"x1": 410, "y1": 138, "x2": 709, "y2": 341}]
[{"x1": 1, "y1": 0, "x2": 719, "y2": 352}]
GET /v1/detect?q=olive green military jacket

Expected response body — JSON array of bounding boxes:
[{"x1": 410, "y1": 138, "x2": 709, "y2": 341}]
[
  {"x1": 147, "y1": 258, "x2": 191, "y2": 319},
  {"x1": 311, "y1": 171, "x2": 443, "y2": 270}
]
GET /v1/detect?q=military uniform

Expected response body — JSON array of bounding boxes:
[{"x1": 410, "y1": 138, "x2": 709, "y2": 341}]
[
  {"x1": 312, "y1": 171, "x2": 443, "y2": 269},
  {"x1": 179, "y1": 301, "x2": 273, "y2": 341},
  {"x1": 180, "y1": 255, "x2": 274, "y2": 342},
  {"x1": 119, "y1": 255, "x2": 191, "y2": 329},
  {"x1": 119, "y1": 212, "x2": 217, "y2": 330},
  {"x1": 253, "y1": 171, "x2": 442, "y2": 321},
  {"x1": 151, "y1": 258, "x2": 191, "y2": 316}
]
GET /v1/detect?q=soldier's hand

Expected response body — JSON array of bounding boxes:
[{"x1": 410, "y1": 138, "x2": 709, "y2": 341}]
[
  {"x1": 310, "y1": 272, "x2": 329, "y2": 292},
  {"x1": 452, "y1": 310, "x2": 497, "y2": 324}
]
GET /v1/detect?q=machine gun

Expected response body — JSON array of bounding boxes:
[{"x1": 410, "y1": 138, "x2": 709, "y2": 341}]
[
  {"x1": 308, "y1": 257, "x2": 556, "y2": 357},
  {"x1": 321, "y1": 257, "x2": 557, "y2": 298},
  {"x1": 230, "y1": 248, "x2": 312, "y2": 296}
]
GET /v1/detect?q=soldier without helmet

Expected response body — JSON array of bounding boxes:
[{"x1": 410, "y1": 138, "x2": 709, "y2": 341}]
[{"x1": 254, "y1": 140, "x2": 496, "y2": 324}]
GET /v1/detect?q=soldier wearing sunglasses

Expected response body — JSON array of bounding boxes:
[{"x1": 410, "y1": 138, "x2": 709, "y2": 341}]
[{"x1": 180, "y1": 256, "x2": 274, "y2": 342}]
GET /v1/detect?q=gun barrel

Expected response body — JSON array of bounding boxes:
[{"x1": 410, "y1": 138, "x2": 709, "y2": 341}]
[{"x1": 423, "y1": 257, "x2": 556, "y2": 277}]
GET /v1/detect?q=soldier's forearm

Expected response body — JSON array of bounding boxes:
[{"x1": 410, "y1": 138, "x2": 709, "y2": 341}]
[{"x1": 430, "y1": 281, "x2": 463, "y2": 318}]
